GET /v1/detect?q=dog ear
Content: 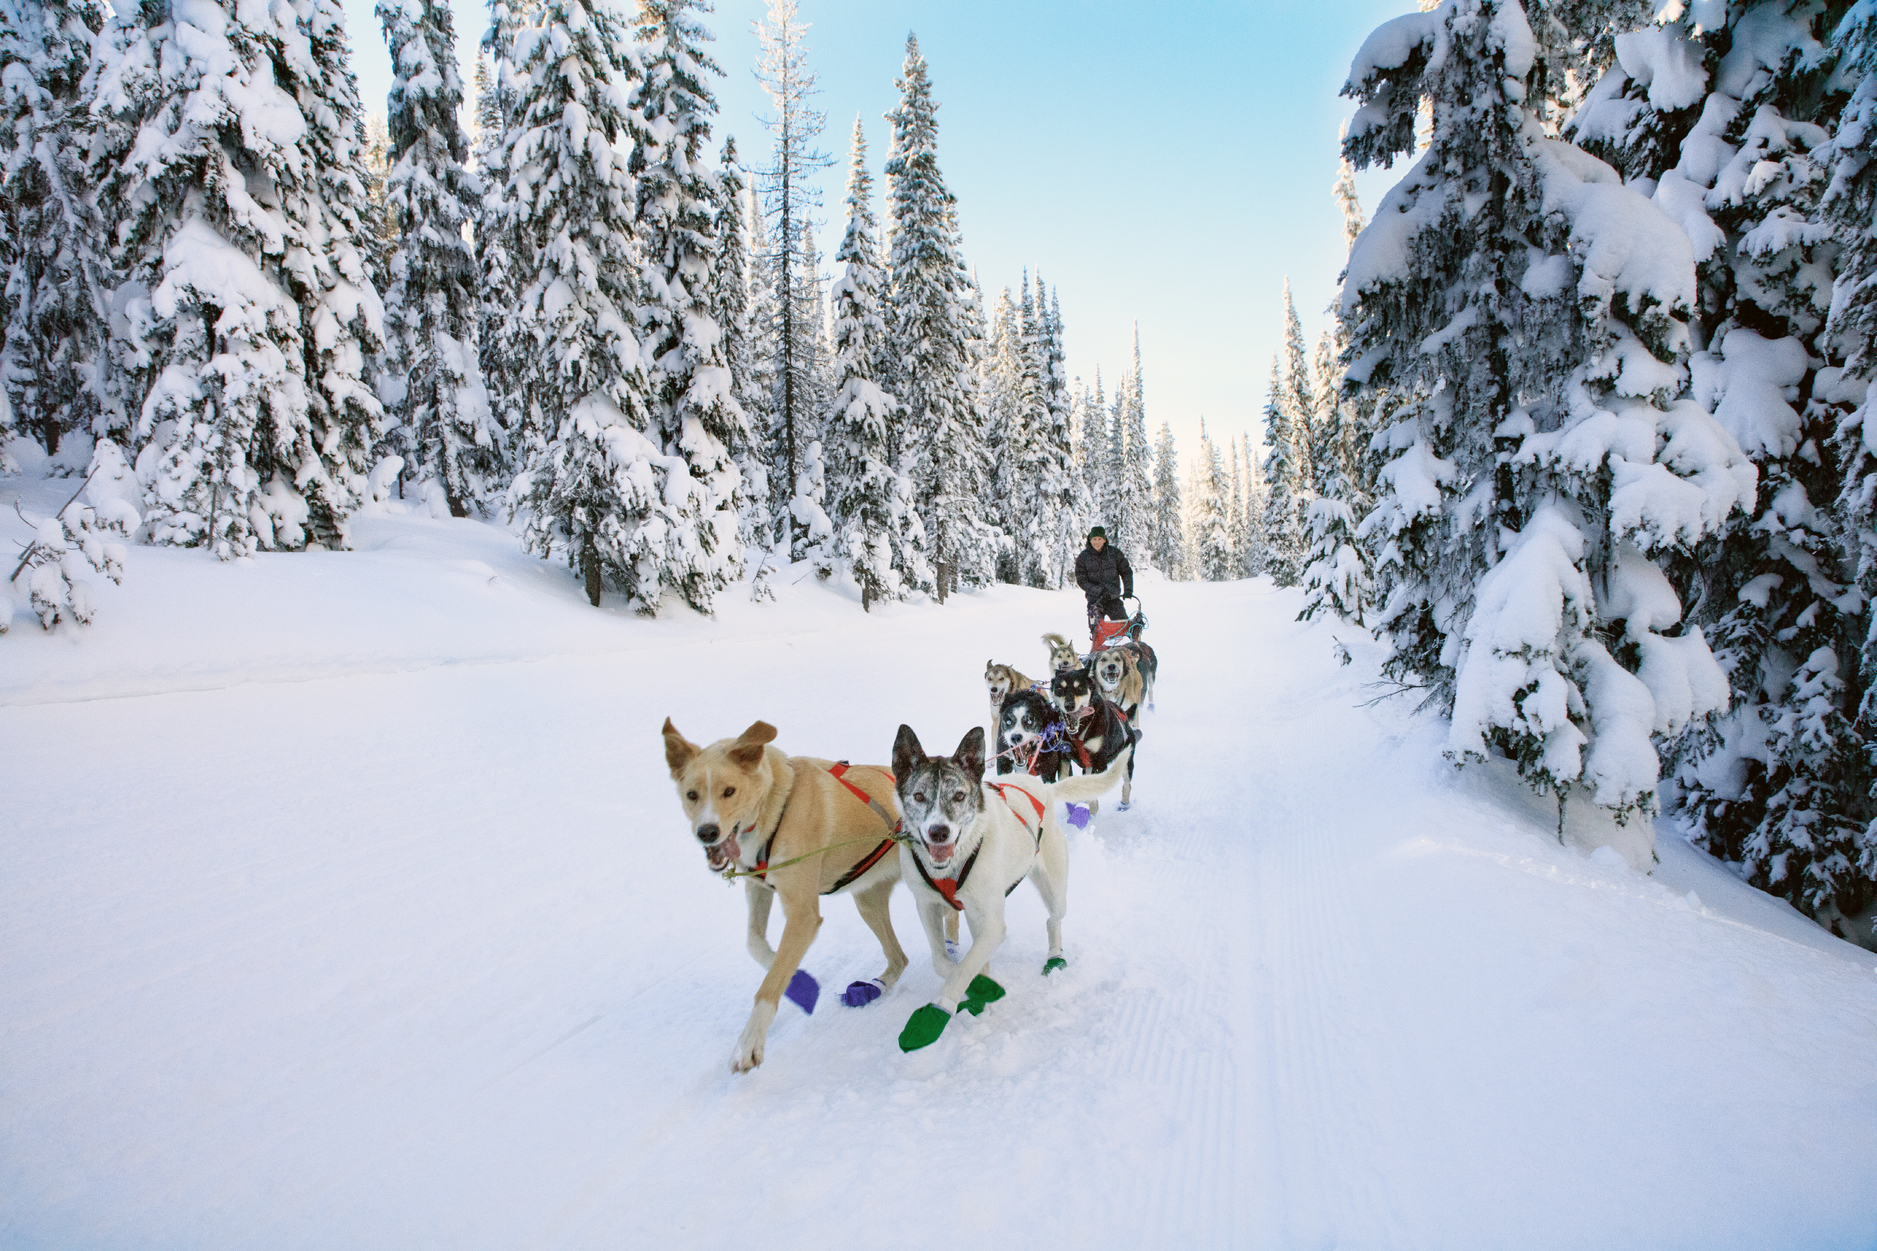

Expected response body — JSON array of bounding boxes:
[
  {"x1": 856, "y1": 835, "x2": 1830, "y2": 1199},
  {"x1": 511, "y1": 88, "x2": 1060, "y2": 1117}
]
[
  {"x1": 892, "y1": 724, "x2": 923, "y2": 787},
  {"x1": 662, "y1": 718, "x2": 699, "y2": 777},
  {"x1": 954, "y1": 726, "x2": 986, "y2": 783},
  {"x1": 727, "y1": 721, "x2": 777, "y2": 769}
]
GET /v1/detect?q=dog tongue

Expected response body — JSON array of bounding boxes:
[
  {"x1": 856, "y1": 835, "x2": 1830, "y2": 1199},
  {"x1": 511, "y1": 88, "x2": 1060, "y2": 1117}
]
[{"x1": 927, "y1": 843, "x2": 954, "y2": 866}]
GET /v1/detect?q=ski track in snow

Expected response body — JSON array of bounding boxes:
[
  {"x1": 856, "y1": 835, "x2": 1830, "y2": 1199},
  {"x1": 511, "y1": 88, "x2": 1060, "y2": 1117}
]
[{"x1": 4, "y1": 510, "x2": 1877, "y2": 1249}]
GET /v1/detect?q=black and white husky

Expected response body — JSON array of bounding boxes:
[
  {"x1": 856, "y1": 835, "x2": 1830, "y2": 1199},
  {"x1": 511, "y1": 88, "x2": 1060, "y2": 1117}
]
[
  {"x1": 994, "y1": 688, "x2": 1072, "y2": 781},
  {"x1": 890, "y1": 724, "x2": 1129, "y2": 1025}
]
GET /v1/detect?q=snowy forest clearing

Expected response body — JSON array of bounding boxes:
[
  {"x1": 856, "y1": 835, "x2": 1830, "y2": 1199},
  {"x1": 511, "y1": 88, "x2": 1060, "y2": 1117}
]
[{"x1": 4, "y1": 506, "x2": 1876, "y2": 1250}]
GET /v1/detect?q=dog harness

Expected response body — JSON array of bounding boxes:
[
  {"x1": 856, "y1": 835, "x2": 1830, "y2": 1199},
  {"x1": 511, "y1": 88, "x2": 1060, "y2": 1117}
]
[
  {"x1": 908, "y1": 782, "x2": 1049, "y2": 911},
  {"x1": 750, "y1": 762, "x2": 898, "y2": 894}
]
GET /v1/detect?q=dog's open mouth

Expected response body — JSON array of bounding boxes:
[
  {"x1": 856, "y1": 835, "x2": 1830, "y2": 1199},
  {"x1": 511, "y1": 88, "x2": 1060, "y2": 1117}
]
[
  {"x1": 924, "y1": 840, "x2": 956, "y2": 867},
  {"x1": 704, "y1": 825, "x2": 742, "y2": 872}
]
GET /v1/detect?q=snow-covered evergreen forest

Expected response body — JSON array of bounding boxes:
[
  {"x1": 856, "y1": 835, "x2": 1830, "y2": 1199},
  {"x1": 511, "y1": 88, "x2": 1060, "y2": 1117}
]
[
  {"x1": 5, "y1": 0, "x2": 1877, "y2": 942},
  {"x1": 6, "y1": 1, "x2": 1877, "y2": 1240},
  {"x1": 5, "y1": 0, "x2": 1877, "y2": 961},
  {"x1": 1, "y1": 0, "x2": 1235, "y2": 620},
  {"x1": 1237, "y1": 0, "x2": 1877, "y2": 951}
]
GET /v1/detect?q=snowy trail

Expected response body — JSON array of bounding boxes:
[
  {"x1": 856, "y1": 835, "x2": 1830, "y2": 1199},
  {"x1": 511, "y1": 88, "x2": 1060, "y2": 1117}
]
[{"x1": 5, "y1": 532, "x2": 1877, "y2": 1249}]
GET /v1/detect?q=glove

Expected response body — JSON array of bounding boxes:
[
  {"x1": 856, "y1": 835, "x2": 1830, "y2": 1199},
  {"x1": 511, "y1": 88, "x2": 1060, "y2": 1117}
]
[
  {"x1": 899, "y1": 1003, "x2": 951, "y2": 1051},
  {"x1": 784, "y1": 969, "x2": 819, "y2": 1014},
  {"x1": 841, "y1": 978, "x2": 885, "y2": 1007}
]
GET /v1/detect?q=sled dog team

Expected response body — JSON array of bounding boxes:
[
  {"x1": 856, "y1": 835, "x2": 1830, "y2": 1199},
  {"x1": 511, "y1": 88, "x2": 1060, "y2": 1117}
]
[{"x1": 662, "y1": 628, "x2": 1156, "y2": 1072}]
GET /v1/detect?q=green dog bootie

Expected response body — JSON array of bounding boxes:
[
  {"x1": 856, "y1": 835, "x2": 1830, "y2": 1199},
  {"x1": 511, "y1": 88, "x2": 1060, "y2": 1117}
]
[
  {"x1": 899, "y1": 1003, "x2": 951, "y2": 1052},
  {"x1": 966, "y1": 974, "x2": 1006, "y2": 1004},
  {"x1": 958, "y1": 973, "x2": 1006, "y2": 1016},
  {"x1": 1043, "y1": 956, "x2": 1068, "y2": 976}
]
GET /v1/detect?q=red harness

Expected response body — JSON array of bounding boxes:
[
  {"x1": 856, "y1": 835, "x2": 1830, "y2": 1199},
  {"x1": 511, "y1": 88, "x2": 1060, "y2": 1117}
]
[
  {"x1": 751, "y1": 762, "x2": 897, "y2": 893},
  {"x1": 912, "y1": 782, "x2": 1048, "y2": 912}
]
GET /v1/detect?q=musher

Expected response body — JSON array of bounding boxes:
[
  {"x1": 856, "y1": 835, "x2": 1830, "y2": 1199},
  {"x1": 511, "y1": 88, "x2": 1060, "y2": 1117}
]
[{"x1": 1073, "y1": 525, "x2": 1134, "y2": 642}]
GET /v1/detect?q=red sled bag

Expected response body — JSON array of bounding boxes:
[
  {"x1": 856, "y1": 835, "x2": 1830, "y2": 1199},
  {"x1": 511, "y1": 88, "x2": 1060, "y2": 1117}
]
[{"x1": 1092, "y1": 618, "x2": 1132, "y2": 650}]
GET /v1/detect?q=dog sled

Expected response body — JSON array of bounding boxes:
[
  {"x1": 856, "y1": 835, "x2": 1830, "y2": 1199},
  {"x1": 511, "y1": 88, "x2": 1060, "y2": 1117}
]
[{"x1": 1091, "y1": 595, "x2": 1147, "y2": 651}]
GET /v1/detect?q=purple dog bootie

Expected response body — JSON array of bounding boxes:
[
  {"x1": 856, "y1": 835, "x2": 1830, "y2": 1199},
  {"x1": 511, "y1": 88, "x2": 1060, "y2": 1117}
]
[
  {"x1": 1065, "y1": 803, "x2": 1091, "y2": 829},
  {"x1": 785, "y1": 969, "x2": 820, "y2": 1014},
  {"x1": 841, "y1": 977, "x2": 886, "y2": 1007}
]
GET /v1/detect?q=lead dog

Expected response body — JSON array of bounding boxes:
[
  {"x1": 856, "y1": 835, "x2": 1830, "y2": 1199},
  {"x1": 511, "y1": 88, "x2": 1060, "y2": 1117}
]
[
  {"x1": 662, "y1": 718, "x2": 908, "y2": 1072},
  {"x1": 890, "y1": 724, "x2": 1131, "y2": 1052}
]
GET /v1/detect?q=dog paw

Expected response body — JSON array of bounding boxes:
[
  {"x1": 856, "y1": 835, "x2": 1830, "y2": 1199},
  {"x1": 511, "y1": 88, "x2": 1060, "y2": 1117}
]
[
  {"x1": 841, "y1": 978, "x2": 885, "y2": 1008},
  {"x1": 784, "y1": 969, "x2": 819, "y2": 1014},
  {"x1": 1115, "y1": 800, "x2": 1131, "y2": 811},
  {"x1": 1043, "y1": 956, "x2": 1068, "y2": 976},
  {"x1": 1064, "y1": 802, "x2": 1091, "y2": 829},
  {"x1": 899, "y1": 1003, "x2": 951, "y2": 1052},
  {"x1": 730, "y1": 1037, "x2": 764, "y2": 1072}
]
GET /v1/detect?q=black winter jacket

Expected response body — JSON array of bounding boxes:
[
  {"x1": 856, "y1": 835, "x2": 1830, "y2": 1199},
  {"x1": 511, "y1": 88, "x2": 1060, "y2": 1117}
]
[{"x1": 1074, "y1": 541, "x2": 1133, "y2": 601}]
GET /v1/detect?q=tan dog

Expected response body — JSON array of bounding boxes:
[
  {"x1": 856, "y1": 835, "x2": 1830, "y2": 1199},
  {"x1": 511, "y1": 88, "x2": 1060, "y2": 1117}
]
[
  {"x1": 1091, "y1": 646, "x2": 1145, "y2": 722},
  {"x1": 984, "y1": 660, "x2": 1038, "y2": 735},
  {"x1": 1042, "y1": 632, "x2": 1082, "y2": 674},
  {"x1": 662, "y1": 719, "x2": 908, "y2": 1072}
]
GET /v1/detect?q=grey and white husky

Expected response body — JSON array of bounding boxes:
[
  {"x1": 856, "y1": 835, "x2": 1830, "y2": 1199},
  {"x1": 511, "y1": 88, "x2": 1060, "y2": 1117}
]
[{"x1": 890, "y1": 724, "x2": 1130, "y2": 1025}]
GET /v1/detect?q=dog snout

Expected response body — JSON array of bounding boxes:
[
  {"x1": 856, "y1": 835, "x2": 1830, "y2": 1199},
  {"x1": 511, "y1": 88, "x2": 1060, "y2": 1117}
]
[
  {"x1": 926, "y1": 824, "x2": 952, "y2": 844},
  {"x1": 696, "y1": 822, "x2": 720, "y2": 844}
]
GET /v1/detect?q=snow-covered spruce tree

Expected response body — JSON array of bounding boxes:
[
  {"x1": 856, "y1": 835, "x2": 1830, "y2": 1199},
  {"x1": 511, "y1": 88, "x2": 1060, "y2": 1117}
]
[
  {"x1": 1080, "y1": 368, "x2": 1109, "y2": 524},
  {"x1": 1238, "y1": 432, "x2": 1267, "y2": 576},
  {"x1": 824, "y1": 115, "x2": 923, "y2": 607},
  {"x1": 1300, "y1": 326, "x2": 1373, "y2": 624},
  {"x1": 501, "y1": 0, "x2": 679, "y2": 611},
  {"x1": 1150, "y1": 419, "x2": 1183, "y2": 577},
  {"x1": 990, "y1": 273, "x2": 1051, "y2": 585},
  {"x1": 752, "y1": 0, "x2": 830, "y2": 555},
  {"x1": 378, "y1": 0, "x2": 499, "y2": 517},
  {"x1": 1105, "y1": 372, "x2": 1131, "y2": 541},
  {"x1": 1, "y1": 0, "x2": 106, "y2": 457},
  {"x1": 1301, "y1": 195, "x2": 1377, "y2": 627},
  {"x1": 710, "y1": 138, "x2": 774, "y2": 562},
  {"x1": 1040, "y1": 286, "x2": 1082, "y2": 584},
  {"x1": 287, "y1": 0, "x2": 387, "y2": 545},
  {"x1": 1196, "y1": 419, "x2": 1233, "y2": 580},
  {"x1": 884, "y1": 33, "x2": 993, "y2": 597},
  {"x1": 1260, "y1": 354, "x2": 1308, "y2": 585},
  {"x1": 631, "y1": 0, "x2": 745, "y2": 607},
  {"x1": 87, "y1": 0, "x2": 385, "y2": 556},
  {"x1": 1229, "y1": 437, "x2": 1247, "y2": 572},
  {"x1": 983, "y1": 284, "x2": 1021, "y2": 580},
  {"x1": 1831, "y1": 0, "x2": 1877, "y2": 757},
  {"x1": 1264, "y1": 284, "x2": 1317, "y2": 586},
  {"x1": 357, "y1": 114, "x2": 395, "y2": 296},
  {"x1": 1570, "y1": 0, "x2": 1873, "y2": 912},
  {"x1": 473, "y1": 2, "x2": 526, "y2": 444},
  {"x1": 739, "y1": 181, "x2": 778, "y2": 554},
  {"x1": 1118, "y1": 327, "x2": 1155, "y2": 563},
  {"x1": 1342, "y1": 0, "x2": 1754, "y2": 820}
]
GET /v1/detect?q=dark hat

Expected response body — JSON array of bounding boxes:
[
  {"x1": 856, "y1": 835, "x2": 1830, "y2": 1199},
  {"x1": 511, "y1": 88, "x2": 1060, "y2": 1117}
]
[{"x1": 1087, "y1": 526, "x2": 1106, "y2": 539}]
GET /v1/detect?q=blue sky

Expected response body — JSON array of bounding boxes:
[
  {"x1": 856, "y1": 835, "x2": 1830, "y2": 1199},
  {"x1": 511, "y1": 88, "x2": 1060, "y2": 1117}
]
[{"x1": 342, "y1": 0, "x2": 1410, "y2": 463}]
